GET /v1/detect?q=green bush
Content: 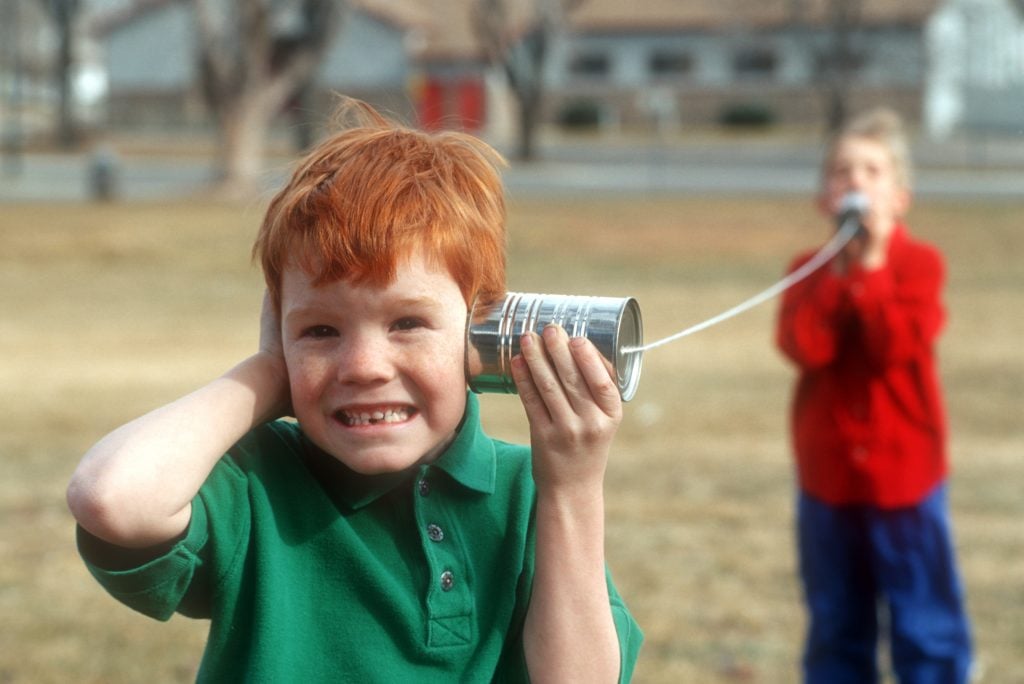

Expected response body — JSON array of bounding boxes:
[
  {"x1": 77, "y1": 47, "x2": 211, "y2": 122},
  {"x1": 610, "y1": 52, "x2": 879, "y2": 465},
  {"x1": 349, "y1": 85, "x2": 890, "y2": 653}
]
[
  {"x1": 557, "y1": 100, "x2": 602, "y2": 129},
  {"x1": 718, "y1": 102, "x2": 776, "y2": 128}
]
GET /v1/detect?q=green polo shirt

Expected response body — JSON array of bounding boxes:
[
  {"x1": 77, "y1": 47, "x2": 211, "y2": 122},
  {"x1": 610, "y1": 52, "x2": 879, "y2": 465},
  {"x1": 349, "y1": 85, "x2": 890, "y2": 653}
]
[{"x1": 78, "y1": 394, "x2": 643, "y2": 682}]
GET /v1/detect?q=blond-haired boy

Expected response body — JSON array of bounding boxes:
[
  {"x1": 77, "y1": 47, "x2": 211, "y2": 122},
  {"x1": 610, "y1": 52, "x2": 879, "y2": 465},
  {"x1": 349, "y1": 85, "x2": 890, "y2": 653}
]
[{"x1": 776, "y1": 108, "x2": 972, "y2": 683}]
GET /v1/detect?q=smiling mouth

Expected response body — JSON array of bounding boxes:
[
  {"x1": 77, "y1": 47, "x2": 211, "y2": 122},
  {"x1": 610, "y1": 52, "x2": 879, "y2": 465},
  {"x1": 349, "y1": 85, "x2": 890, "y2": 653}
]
[{"x1": 335, "y1": 406, "x2": 414, "y2": 427}]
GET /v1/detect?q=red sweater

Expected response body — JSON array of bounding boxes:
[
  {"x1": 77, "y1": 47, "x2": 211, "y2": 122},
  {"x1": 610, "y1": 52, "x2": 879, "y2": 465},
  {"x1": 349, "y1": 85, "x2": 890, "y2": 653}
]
[{"x1": 776, "y1": 225, "x2": 948, "y2": 508}]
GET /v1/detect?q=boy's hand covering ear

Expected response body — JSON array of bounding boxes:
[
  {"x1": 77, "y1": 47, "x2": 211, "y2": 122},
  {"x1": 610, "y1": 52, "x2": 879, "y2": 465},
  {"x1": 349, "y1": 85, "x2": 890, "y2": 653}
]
[{"x1": 258, "y1": 291, "x2": 293, "y2": 420}]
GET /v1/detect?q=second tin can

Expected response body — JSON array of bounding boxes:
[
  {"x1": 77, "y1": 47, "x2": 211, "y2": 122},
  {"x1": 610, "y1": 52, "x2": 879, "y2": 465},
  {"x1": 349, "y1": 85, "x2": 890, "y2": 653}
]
[{"x1": 465, "y1": 292, "x2": 644, "y2": 401}]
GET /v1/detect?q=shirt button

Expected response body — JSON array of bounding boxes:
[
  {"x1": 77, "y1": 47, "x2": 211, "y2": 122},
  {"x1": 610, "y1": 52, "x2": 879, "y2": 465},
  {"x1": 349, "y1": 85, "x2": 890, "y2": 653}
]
[
  {"x1": 427, "y1": 523, "x2": 445, "y2": 542},
  {"x1": 440, "y1": 570, "x2": 455, "y2": 592},
  {"x1": 418, "y1": 479, "x2": 431, "y2": 497}
]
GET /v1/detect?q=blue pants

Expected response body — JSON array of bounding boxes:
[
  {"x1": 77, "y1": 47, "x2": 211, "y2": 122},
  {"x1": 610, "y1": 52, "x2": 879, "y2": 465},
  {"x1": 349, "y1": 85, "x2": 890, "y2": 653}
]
[{"x1": 798, "y1": 484, "x2": 973, "y2": 684}]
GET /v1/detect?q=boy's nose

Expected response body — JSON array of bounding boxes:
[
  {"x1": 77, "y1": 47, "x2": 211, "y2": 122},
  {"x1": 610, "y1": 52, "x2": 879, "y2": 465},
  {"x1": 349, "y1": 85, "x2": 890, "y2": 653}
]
[
  {"x1": 335, "y1": 333, "x2": 395, "y2": 385},
  {"x1": 848, "y1": 167, "x2": 869, "y2": 189}
]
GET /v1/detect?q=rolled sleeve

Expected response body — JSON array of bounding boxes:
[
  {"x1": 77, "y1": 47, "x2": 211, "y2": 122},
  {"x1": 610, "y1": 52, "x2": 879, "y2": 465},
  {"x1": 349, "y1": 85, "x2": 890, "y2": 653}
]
[{"x1": 76, "y1": 500, "x2": 209, "y2": 621}]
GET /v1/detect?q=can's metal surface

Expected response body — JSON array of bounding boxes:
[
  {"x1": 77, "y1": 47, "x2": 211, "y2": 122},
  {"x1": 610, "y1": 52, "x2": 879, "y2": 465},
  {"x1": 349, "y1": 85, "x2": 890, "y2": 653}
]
[{"x1": 466, "y1": 292, "x2": 644, "y2": 401}]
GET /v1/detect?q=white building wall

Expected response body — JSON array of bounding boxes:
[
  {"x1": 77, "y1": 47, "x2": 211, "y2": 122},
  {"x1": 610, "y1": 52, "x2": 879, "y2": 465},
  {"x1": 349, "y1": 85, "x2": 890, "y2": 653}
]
[
  {"x1": 104, "y1": 3, "x2": 194, "y2": 90},
  {"x1": 316, "y1": 12, "x2": 409, "y2": 89},
  {"x1": 925, "y1": 0, "x2": 1024, "y2": 137},
  {"x1": 858, "y1": 29, "x2": 927, "y2": 86}
]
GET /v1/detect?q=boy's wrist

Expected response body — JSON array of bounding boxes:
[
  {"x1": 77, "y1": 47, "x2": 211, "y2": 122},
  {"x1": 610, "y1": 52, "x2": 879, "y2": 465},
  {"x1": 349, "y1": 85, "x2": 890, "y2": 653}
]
[{"x1": 534, "y1": 478, "x2": 606, "y2": 513}]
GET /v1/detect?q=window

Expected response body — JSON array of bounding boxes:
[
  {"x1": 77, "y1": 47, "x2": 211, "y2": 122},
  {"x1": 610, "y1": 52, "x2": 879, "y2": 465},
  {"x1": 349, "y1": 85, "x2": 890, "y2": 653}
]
[
  {"x1": 569, "y1": 52, "x2": 611, "y2": 78},
  {"x1": 649, "y1": 50, "x2": 693, "y2": 78},
  {"x1": 815, "y1": 50, "x2": 866, "y2": 78},
  {"x1": 733, "y1": 47, "x2": 778, "y2": 78}
]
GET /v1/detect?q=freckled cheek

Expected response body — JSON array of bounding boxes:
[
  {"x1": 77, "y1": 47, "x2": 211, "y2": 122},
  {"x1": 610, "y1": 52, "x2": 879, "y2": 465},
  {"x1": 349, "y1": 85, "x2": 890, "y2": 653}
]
[
  {"x1": 414, "y1": 342, "x2": 468, "y2": 389},
  {"x1": 285, "y1": 355, "x2": 333, "y2": 407}
]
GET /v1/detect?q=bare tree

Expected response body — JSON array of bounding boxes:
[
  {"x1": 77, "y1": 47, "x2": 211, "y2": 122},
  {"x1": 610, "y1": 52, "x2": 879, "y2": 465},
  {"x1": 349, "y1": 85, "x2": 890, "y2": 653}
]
[
  {"x1": 36, "y1": 0, "x2": 80, "y2": 149},
  {"x1": 473, "y1": 0, "x2": 578, "y2": 161},
  {"x1": 194, "y1": 0, "x2": 343, "y2": 195},
  {"x1": 820, "y1": 0, "x2": 864, "y2": 133}
]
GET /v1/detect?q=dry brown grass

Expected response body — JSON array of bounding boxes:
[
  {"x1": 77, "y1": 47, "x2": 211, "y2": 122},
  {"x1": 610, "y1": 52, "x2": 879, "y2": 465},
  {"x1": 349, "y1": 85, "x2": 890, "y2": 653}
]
[{"x1": 1, "y1": 195, "x2": 1021, "y2": 683}]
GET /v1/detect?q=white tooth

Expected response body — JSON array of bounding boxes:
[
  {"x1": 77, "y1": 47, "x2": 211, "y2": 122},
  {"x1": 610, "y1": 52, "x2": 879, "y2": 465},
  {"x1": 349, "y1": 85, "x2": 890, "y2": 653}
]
[{"x1": 340, "y1": 407, "x2": 410, "y2": 425}]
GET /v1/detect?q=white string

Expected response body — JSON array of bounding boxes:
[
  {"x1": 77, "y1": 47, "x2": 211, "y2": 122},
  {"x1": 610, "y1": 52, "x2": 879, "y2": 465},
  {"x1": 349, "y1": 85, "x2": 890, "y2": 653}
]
[{"x1": 623, "y1": 217, "x2": 862, "y2": 354}]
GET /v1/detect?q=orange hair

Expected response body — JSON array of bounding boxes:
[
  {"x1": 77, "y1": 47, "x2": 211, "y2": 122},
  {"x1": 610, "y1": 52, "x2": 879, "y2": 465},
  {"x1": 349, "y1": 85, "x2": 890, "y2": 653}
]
[{"x1": 254, "y1": 99, "x2": 507, "y2": 309}]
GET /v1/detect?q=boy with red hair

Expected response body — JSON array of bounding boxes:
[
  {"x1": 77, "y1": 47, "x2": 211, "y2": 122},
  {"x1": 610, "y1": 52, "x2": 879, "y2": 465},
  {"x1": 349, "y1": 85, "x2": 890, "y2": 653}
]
[{"x1": 68, "y1": 101, "x2": 642, "y2": 682}]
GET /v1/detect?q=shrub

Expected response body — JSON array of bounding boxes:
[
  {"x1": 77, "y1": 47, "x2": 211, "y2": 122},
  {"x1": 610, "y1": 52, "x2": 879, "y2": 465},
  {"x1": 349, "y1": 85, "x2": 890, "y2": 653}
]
[
  {"x1": 557, "y1": 100, "x2": 603, "y2": 129},
  {"x1": 718, "y1": 102, "x2": 776, "y2": 128}
]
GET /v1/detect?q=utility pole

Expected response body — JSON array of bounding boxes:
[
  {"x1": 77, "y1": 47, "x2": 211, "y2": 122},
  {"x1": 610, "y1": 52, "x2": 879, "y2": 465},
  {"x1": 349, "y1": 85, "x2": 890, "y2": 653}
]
[{"x1": 824, "y1": 0, "x2": 863, "y2": 133}]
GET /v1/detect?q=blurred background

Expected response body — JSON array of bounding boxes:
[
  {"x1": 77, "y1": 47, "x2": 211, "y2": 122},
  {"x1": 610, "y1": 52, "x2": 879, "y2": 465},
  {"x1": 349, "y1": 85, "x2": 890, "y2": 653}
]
[
  {"x1": 1, "y1": 1, "x2": 1022, "y2": 682},
  {"x1": 2, "y1": 0, "x2": 1024, "y2": 200}
]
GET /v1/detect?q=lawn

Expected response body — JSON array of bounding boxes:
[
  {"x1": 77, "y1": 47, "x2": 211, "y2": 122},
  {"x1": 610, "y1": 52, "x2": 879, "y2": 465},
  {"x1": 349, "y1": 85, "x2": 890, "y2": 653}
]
[{"x1": 1, "y1": 195, "x2": 1020, "y2": 682}]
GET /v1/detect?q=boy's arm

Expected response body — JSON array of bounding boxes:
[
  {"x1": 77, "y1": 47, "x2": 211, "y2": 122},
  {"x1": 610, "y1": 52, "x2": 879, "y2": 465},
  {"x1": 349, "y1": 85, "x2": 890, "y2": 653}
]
[
  {"x1": 512, "y1": 325, "x2": 622, "y2": 684},
  {"x1": 843, "y1": 244, "x2": 945, "y2": 366},
  {"x1": 66, "y1": 295, "x2": 290, "y2": 549},
  {"x1": 775, "y1": 253, "x2": 848, "y2": 369}
]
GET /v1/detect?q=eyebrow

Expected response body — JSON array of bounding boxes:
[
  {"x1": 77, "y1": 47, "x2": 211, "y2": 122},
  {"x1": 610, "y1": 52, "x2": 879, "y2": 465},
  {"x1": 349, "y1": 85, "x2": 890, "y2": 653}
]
[
  {"x1": 391, "y1": 295, "x2": 444, "y2": 310},
  {"x1": 284, "y1": 295, "x2": 444, "y2": 321}
]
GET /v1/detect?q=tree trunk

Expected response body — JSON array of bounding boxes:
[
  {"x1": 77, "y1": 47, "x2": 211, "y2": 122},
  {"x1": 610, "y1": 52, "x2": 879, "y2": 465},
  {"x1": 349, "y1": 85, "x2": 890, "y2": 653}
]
[
  {"x1": 217, "y1": 105, "x2": 268, "y2": 197},
  {"x1": 214, "y1": 95, "x2": 277, "y2": 197},
  {"x1": 194, "y1": 0, "x2": 342, "y2": 198},
  {"x1": 474, "y1": 0, "x2": 567, "y2": 163},
  {"x1": 56, "y1": 1, "x2": 77, "y2": 149},
  {"x1": 516, "y1": 90, "x2": 540, "y2": 161}
]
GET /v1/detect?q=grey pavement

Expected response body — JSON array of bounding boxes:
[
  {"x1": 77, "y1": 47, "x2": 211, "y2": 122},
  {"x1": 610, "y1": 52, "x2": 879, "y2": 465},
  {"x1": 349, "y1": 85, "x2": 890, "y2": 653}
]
[{"x1": 1, "y1": 134, "x2": 1022, "y2": 203}]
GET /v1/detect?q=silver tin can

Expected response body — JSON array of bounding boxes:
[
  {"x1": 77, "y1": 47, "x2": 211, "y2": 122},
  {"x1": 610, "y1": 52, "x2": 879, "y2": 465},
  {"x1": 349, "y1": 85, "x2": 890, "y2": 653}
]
[{"x1": 466, "y1": 292, "x2": 644, "y2": 401}]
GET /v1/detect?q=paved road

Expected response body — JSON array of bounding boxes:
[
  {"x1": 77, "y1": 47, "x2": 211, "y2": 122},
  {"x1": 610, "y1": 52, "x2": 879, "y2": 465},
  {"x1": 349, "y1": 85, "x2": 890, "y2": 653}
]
[{"x1": 1, "y1": 136, "x2": 1021, "y2": 202}]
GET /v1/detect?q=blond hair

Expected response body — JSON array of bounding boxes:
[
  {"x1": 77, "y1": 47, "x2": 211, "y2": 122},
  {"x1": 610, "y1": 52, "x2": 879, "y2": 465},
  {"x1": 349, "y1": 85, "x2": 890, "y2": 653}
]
[{"x1": 823, "y1": 107, "x2": 913, "y2": 189}]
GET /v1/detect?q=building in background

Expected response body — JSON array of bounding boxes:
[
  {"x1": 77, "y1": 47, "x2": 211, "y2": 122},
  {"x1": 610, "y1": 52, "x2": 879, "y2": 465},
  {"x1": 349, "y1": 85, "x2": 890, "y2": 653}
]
[
  {"x1": 15, "y1": 0, "x2": 1024, "y2": 144},
  {"x1": 88, "y1": 0, "x2": 490, "y2": 136},
  {"x1": 924, "y1": 0, "x2": 1024, "y2": 138},
  {"x1": 547, "y1": 0, "x2": 942, "y2": 131}
]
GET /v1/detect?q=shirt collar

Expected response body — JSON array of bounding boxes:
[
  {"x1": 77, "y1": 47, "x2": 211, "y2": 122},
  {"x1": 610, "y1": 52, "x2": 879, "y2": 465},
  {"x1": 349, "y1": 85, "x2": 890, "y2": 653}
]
[
  {"x1": 301, "y1": 392, "x2": 496, "y2": 510},
  {"x1": 430, "y1": 393, "x2": 496, "y2": 495}
]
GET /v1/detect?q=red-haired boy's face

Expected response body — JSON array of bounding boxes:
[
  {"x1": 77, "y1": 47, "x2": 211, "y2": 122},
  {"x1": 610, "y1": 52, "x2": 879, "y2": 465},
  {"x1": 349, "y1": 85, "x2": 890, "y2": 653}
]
[{"x1": 280, "y1": 248, "x2": 468, "y2": 474}]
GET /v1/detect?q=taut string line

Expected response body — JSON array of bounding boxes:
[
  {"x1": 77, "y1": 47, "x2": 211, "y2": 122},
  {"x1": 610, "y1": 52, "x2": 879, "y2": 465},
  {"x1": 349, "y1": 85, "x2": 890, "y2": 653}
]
[{"x1": 623, "y1": 215, "x2": 861, "y2": 355}]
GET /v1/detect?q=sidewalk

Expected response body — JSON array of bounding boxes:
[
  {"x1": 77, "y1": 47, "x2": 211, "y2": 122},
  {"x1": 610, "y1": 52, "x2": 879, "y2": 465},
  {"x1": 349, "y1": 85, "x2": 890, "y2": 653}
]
[{"x1": 2, "y1": 131, "x2": 1021, "y2": 202}]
